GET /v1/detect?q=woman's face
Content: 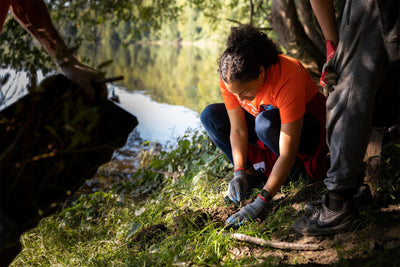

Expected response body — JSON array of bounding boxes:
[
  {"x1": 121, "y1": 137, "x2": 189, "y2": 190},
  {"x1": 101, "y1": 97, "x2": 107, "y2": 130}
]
[{"x1": 224, "y1": 66, "x2": 266, "y2": 102}]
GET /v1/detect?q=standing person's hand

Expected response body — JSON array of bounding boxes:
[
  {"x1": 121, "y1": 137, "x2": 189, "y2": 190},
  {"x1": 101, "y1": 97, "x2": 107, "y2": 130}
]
[
  {"x1": 57, "y1": 55, "x2": 107, "y2": 101},
  {"x1": 226, "y1": 169, "x2": 248, "y2": 205},
  {"x1": 320, "y1": 40, "x2": 338, "y2": 96}
]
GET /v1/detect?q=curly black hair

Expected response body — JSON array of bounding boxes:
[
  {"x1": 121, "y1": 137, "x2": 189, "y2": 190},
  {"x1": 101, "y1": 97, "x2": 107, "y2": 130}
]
[{"x1": 218, "y1": 25, "x2": 282, "y2": 84}]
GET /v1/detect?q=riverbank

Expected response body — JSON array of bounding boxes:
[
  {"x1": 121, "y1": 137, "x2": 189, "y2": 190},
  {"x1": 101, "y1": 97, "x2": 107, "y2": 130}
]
[{"x1": 9, "y1": 129, "x2": 400, "y2": 266}]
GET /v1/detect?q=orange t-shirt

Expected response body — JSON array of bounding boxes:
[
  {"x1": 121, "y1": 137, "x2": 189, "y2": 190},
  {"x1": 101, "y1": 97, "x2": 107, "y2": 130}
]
[{"x1": 220, "y1": 54, "x2": 319, "y2": 124}]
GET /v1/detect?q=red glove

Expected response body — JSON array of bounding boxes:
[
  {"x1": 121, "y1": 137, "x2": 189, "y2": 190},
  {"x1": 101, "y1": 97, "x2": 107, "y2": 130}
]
[{"x1": 320, "y1": 40, "x2": 337, "y2": 88}]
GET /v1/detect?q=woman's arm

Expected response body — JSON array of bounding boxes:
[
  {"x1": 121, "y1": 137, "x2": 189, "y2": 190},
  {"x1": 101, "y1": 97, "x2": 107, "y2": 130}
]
[
  {"x1": 263, "y1": 117, "x2": 303, "y2": 196},
  {"x1": 227, "y1": 106, "x2": 249, "y2": 170},
  {"x1": 224, "y1": 116, "x2": 304, "y2": 226}
]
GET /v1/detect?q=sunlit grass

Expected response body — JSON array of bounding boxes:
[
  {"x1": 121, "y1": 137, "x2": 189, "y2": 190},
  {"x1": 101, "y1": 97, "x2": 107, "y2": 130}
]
[{"x1": 11, "y1": 132, "x2": 400, "y2": 266}]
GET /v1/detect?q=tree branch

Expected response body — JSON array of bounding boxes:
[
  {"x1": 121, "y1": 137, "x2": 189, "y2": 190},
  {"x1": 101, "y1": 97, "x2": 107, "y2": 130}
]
[
  {"x1": 229, "y1": 233, "x2": 323, "y2": 251},
  {"x1": 249, "y1": 0, "x2": 254, "y2": 25}
]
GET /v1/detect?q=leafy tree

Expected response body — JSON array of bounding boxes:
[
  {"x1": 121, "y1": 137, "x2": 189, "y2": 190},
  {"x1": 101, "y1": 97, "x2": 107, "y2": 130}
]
[
  {"x1": 187, "y1": 0, "x2": 329, "y2": 70},
  {"x1": 1, "y1": 0, "x2": 342, "y2": 80},
  {"x1": 267, "y1": 0, "x2": 326, "y2": 69},
  {"x1": 1, "y1": 0, "x2": 181, "y2": 74}
]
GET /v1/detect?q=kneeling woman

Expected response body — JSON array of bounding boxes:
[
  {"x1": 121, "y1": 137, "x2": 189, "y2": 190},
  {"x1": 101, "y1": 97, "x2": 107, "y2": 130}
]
[{"x1": 200, "y1": 25, "x2": 328, "y2": 226}]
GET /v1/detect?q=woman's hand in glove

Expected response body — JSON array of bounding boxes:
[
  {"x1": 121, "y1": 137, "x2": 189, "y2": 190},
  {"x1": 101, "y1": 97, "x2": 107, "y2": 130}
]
[
  {"x1": 226, "y1": 169, "x2": 248, "y2": 205},
  {"x1": 225, "y1": 194, "x2": 268, "y2": 227}
]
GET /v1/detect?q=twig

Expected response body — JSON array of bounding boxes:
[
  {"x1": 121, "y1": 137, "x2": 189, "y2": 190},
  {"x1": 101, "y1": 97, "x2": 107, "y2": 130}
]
[
  {"x1": 229, "y1": 233, "x2": 323, "y2": 251},
  {"x1": 94, "y1": 76, "x2": 124, "y2": 84}
]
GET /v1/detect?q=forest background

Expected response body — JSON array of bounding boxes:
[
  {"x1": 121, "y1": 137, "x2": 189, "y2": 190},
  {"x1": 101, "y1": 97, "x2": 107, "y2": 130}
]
[{"x1": 1, "y1": 0, "x2": 337, "y2": 79}]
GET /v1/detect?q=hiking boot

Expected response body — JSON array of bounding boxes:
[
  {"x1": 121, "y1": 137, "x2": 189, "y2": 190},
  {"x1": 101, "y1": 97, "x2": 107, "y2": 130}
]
[
  {"x1": 293, "y1": 199, "x2": 354, "y2": 236},
  {"x1": 304, "y1": 194, "x2": 325, "y2": 214},
  {"x1": 304, "y1": 184, "x2": 373, "y2": 213}
]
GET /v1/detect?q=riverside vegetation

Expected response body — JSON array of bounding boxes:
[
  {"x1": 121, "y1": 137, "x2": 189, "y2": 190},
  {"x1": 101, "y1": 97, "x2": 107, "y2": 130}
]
[{"x1": 11, "y1": 130, "x2": 400, "y2": 266}]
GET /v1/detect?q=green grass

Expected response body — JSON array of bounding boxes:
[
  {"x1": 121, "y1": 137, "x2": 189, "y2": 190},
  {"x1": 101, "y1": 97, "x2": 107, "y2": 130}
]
[{"x1": 11, "y1": 130, "x2": 400, "y2": 266}]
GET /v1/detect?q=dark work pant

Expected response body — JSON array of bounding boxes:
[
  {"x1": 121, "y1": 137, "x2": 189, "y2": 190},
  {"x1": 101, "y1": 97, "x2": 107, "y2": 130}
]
[
  {"x1": 200, "y1": 103, "x2": 320, "y2": 169},
  {"x1": 324, "y1": 0, "x2": 400, "y2": 191}
]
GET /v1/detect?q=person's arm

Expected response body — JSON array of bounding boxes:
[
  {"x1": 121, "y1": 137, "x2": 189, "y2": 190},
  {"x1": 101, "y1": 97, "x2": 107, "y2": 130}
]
[
  {"x1": 227, "y1": 106, "x2": 249, "y2": 170},
  {"x1": 225, "y1": 105, "x2": 249, "y2": 204},
  {"x1": 225, "y1": 117, "x2": 303, "y2": 226},
  {"x1": 310, "y1": 0, "x2": 338, "y2": 46},
  {"x1": 263, "y1": 117, "x2": 303, "y2": 196},
  {"x1": 310, "y1": 0, "x2": 339, "y2": 92},
  {"x1": 10, "y1": 0, "x2": 106, "y2": 100}
]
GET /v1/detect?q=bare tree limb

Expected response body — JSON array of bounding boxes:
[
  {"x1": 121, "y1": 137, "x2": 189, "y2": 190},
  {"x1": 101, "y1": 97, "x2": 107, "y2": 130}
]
[
  {"x1": 268, "y1": 0, "x2": 325, "y2": 69},
  {"x1": 294, "y1": 0, "x2": 325, "y2": 54},
  {"x1": 249, "y1": 0, "x2": 254, "y2": 25},
  {"x1": 229, "y1": 233, "x2": 323, "y2": 251},
  {"x1": 203, "y1": 14, "x2": 243, "y2": 25}
]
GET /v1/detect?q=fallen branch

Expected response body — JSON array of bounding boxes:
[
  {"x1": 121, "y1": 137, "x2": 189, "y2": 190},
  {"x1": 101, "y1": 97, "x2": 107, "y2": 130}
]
[{"x1": 229, "y1": 233, "x2": 323, "y2": 251}]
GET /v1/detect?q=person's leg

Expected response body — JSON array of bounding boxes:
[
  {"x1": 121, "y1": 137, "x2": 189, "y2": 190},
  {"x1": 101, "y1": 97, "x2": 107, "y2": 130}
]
[
  {"x1": 200, "y1": 103, "x2": 257, "y2": 169},
  {"x1": 255, "y1": 107, "x2": 320, "y2": 156},
  {"x1": 254, "y1": 107, "x2": 280, "y2": 155},
  {"x1": 325, "y1": 0, "x2": 391, "y2": 194},
  {"x1": 294, "y1": 0, "x2": 394, "y2": 236}
]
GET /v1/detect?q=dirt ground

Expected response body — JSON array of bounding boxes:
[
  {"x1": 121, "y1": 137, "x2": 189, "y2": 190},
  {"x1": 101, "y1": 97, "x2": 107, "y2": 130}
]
[
  {"x1": 128, "y1": 193, "x2": 400, "y2": 266},
  {"x1": 81, "y1": 155, "x2": 400, "y2": 266}
]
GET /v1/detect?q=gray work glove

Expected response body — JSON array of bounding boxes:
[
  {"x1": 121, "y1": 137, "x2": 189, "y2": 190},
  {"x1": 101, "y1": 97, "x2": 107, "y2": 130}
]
[
  {"x1": 320, "y1": 40, "x2": 338, "y2": 97},
  {"x1": 225, "y1": 195, "x2": 268, "y2": 227},
  {"x1": 321, "y1": 66, "x2": 339, "y2": 97},
  {"x1": 226, "y1": 169, "x2": 248, "y2": 205}
]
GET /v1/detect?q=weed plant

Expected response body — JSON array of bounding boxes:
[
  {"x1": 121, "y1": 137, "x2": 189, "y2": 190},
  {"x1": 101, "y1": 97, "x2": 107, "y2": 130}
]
[{"x1": 10, "y1": 132, "x2": 400, "y2": 266}]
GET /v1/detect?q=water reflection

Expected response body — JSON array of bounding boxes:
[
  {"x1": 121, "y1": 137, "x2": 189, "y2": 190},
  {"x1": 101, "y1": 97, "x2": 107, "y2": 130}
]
[
  {"x1": 112, "y1": 85, "x2": 202, "y2": 145},
  {"x1": 87, "y1": 43, "x2": 224, "y2": 146},
  {"x1": 88, "y1": 43, "x2": 224, "y2": 115},
  {"x1": 1, "y1": 43, "x2": 225, "y2": 146}
]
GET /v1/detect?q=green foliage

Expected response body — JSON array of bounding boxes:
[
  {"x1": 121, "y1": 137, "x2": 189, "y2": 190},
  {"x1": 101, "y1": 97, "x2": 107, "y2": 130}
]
[
  {"x1": 11, "y1": 131, "x2": 400, "y2": 266},
  {"x1": 2, "y1": 0, "x2": 181, "y2": 74},
  {"x1": 62, "y1": 97, "x2": 100, "y2": 149},
  {"x1": 0, "y1": 19, "x2": 54, "y2": 74},
  {"x1": 59, "y1": 191, "x2": 117, "y2": 228},
  {"x1": 375, "y1": 144, "x2": 400, "y2": 199},
  {"x1": 153, "y1": 129, "x2": 231, "y2": 178},
  {"x1": 2, "y1": 0, "x2": 274, "y2": 77},
  {"x1": 187, "y1": 0, "x2": 272, "y2": 28},
  {"x1": 49, "y1": 0, "x2": 182, "y2": 45}
]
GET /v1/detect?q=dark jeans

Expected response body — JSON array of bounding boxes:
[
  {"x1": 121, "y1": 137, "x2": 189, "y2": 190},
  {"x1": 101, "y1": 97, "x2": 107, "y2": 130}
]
[{"x1": 200, "y1": 103, "x2": 320, "y2": 169}]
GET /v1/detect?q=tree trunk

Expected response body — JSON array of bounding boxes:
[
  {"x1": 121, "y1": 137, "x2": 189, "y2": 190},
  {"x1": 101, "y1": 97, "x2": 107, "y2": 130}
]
[
  {"x1": 267, "y1": 0, "x2": 325, "y2": 71},
  {"x1": 294, "y1": 0, "x2": 325, "y2": 55}
]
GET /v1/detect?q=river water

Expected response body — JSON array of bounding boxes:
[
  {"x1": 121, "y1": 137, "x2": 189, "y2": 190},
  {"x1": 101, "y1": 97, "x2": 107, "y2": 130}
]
[{"x1": 1, "y1": 43, "x2": 224, "y2": 150}]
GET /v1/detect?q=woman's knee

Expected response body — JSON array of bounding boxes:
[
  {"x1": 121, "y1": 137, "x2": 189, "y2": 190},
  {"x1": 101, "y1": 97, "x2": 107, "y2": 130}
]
[
  {"x1": 255, "y1": 109, "x2": 281, "y2": 142},
  {"x1": 201, "y1": 104, "x2": 219, "y2": 124},
  {"x1": 200, "y1": 103, "x2": 228, "y2": 128}
]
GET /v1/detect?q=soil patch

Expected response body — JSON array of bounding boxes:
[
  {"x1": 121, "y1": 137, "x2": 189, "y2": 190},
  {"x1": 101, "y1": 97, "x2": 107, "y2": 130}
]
[
  {"x1": 79, "y1": 155, "x2": 400, "y2": 265},
  {"x1": 129, "y1": 223, "x2": 169, "y2": 250}
]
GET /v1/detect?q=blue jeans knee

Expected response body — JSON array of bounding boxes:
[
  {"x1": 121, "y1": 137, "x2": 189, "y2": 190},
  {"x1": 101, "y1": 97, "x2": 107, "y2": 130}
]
[{"x1": 255, "y1": 108, "x2": 281, "y2": 155}]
